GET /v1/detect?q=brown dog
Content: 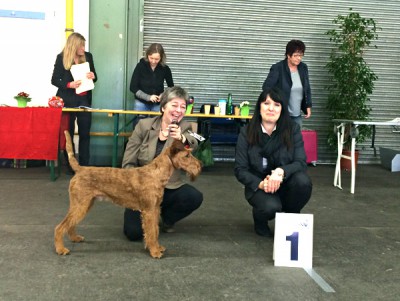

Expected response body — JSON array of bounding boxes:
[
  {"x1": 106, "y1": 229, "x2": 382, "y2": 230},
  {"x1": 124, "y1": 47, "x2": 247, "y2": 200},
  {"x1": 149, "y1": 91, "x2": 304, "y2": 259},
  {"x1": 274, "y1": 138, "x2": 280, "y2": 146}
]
[{"x1": 54, "y1": 130, "x2": 201, "y2": 258}]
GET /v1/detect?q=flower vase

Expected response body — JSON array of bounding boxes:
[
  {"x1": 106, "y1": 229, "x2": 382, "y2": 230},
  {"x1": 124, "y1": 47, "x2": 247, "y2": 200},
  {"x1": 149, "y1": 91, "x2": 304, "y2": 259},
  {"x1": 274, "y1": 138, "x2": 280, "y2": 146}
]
[
  {"x1": 240, "y1": 106, "x2": 250, "y2": 116},
  {"x1": 15, "y1": 97, "x2": 29, "y2": 108},
  {"x1": 186, "y1": 104, "x2": 194, "y2": 114}
]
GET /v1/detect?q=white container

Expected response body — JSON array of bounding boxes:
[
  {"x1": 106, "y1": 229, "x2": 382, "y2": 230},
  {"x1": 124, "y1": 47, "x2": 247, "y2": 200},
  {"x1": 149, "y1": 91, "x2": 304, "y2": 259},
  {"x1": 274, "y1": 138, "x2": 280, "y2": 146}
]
[{"x1": 218, "y1": 99, "x2": 226, "y2": 115}]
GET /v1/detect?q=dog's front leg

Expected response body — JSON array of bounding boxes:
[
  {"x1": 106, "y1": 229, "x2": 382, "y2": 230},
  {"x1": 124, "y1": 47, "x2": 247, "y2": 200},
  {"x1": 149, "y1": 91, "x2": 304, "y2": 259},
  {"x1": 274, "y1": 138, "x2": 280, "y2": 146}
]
[{"x1": 141, "y1": 209, "x2": 166, "y2": 258}]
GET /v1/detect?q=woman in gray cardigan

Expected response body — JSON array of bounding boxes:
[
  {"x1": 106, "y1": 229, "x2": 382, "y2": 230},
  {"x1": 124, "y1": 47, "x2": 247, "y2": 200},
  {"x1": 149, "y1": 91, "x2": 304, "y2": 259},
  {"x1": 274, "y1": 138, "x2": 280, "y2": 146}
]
[{"x1": 122, "y1": 86, "x2": 203, "y2": 240}]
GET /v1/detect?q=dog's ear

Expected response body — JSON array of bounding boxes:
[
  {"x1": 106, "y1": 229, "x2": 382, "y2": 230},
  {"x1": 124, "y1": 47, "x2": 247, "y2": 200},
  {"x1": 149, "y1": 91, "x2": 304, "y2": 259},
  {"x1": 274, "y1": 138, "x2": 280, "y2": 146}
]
[{"x1": 169, "y1": 140, "x2": 185, "y2": 156}]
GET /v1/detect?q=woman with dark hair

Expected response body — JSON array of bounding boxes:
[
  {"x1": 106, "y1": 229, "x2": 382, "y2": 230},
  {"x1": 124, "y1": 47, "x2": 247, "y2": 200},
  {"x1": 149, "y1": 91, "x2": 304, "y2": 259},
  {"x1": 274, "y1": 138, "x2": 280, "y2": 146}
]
[
  {"x1": 262, "y1": 39, "x2": 312, "y2": 128},
  {"x1": 234, "y1": 87, "x2": 312, "y2": 237},
  {"x1": 130, "y1": 43, "x2": 174, "y2": 112},
  {"x1": 122, "y1": 86, "x2": 203, "y2": 241}
]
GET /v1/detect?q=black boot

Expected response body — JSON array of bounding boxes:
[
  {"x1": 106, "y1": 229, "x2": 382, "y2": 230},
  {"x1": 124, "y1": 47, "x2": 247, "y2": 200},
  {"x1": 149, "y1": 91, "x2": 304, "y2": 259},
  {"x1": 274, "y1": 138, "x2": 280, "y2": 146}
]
[{"x1": 253, "y1": 208, "x2": 273, "y2": 237}]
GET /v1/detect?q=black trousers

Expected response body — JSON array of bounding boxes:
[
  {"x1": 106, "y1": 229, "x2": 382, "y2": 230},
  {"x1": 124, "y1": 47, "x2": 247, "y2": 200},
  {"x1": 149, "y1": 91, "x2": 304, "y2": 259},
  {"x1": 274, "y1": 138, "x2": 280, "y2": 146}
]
[
  {"x1": 247, "y1": 171, "x2": 312, "y2": 232},
  {"x1": 123, "y1": 184, "x2": 203, "y2": 241},
  {"x1": 64, "y1": 110, "x2": 92, "y2": 166},
  {"x1": 64, "y1": 93, "x2": 92, "y2": 167}
]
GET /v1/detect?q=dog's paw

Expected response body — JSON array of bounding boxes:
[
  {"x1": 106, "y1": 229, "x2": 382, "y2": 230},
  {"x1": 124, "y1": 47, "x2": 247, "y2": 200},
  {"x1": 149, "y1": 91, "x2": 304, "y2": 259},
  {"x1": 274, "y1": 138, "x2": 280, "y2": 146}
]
[
  {"x1": 149, "y1": 246, "x2": 166, "y2": 259},
  {"x1": 56, "y1": 247, "x2": 71, "y2": 255},
  {"x1": 70, "y1": 235, "x2": 85, "y2": 243}
]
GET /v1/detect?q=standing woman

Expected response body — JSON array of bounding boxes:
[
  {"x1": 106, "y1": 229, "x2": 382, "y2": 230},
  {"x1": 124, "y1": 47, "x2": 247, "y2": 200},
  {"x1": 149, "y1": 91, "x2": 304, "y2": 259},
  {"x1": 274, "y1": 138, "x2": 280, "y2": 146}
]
[
  {"x1": 234, "y1": 88, "x2": 312, "y2": 237},
  {"x1": 51, "y1": 32, "x2": 97, "y2": 169},
  {"x1": 262, "y1": 40, "x2": 312, "y2": 128},
  {"x1": 130, "y1": 43, "x2": 174, "y2": 112}
]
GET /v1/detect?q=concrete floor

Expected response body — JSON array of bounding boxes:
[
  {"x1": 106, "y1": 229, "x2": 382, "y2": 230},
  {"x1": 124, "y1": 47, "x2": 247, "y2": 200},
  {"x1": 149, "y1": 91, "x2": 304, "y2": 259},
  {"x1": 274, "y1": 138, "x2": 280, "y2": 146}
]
[{"x1": 0, "y1": 162, "x2": 399, "y2": 301}]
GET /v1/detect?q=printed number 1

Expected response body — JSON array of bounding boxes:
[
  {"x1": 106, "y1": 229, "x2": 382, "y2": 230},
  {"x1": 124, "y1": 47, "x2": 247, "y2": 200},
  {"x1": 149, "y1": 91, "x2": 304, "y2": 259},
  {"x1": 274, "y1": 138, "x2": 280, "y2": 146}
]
[{"x1": 286, "y1": 232, "x2": 299, "y2": 261}]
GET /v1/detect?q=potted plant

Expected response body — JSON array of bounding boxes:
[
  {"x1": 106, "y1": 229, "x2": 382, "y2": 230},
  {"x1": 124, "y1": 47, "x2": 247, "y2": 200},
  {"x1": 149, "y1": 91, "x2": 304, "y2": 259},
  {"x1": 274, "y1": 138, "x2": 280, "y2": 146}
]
[
  {"x1": 14, "y1": 92, "x2": 31, "y2": 108},
  {"x1": 325, "y1": 9, "x2": 379, "y2": 155},
  {"x1": 240, "y1": 101, "x2": 250, "y2": 116}
]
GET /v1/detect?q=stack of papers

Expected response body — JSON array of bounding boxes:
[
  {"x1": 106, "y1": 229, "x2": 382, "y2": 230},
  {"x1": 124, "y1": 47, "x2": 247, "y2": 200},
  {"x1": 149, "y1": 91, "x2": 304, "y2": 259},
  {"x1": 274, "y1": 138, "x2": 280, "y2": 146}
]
[{"x1": 70, "y1": 62, "x2": 94, "y2": 94}]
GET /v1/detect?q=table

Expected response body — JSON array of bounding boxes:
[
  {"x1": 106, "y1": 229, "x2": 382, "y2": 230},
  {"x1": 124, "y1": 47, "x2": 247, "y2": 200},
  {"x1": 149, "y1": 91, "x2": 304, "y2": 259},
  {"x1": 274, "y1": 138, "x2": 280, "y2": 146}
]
[
  {"x1": 0, "y1": 107, "x2": 62, "y2": 180},
  {"x1": 333, "y1": 118, "x2": 400, "y2": 194},
  {"x1": 62, "y1": 108, "x2": 252, "y2": 167}
]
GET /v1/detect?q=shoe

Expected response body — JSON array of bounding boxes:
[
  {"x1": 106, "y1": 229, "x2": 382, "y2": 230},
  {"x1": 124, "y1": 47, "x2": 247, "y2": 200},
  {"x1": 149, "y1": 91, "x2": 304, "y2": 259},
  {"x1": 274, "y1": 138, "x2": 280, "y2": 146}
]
[{"x1": 254, "y1": 224, "x2": 273, "y2": 238}]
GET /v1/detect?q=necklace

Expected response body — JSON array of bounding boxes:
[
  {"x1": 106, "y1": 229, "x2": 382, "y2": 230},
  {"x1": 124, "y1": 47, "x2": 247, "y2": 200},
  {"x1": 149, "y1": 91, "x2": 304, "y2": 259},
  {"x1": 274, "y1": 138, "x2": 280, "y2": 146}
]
[{"x1": 160, "y1": 129, "x2": 169, "y2": 138}]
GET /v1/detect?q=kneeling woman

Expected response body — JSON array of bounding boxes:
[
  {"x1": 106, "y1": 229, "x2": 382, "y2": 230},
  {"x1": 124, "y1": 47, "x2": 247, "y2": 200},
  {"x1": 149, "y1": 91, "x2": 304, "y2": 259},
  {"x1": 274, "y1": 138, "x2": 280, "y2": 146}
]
[
  {"x1": 234, "y1": 87, "x2": 312, "y2": 237},
  {"x1": 122, "y1": 86, "x2": 203, "y2": 240}
]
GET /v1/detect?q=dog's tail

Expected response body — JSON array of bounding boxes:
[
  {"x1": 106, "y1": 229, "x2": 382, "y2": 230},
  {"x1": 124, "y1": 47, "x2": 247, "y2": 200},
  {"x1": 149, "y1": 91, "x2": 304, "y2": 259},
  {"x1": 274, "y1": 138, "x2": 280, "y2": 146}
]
[{"x1": 64, "y1": 130, "x2": 81, "y2": 172}]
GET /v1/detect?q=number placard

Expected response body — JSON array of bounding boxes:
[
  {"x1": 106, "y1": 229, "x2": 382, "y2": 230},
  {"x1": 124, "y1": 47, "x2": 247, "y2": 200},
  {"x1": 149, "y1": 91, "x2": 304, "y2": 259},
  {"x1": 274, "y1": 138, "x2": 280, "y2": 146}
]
[{"x1": 273, "y1": 213, "x2": 314, "y2": 268}]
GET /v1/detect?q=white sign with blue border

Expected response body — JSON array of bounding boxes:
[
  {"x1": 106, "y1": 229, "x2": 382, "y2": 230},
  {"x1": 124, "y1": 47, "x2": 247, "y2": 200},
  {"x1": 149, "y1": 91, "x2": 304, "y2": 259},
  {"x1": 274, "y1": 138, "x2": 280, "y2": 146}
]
[{"x1": 273, "y1": 213, "x2": 314, "y2": 268}]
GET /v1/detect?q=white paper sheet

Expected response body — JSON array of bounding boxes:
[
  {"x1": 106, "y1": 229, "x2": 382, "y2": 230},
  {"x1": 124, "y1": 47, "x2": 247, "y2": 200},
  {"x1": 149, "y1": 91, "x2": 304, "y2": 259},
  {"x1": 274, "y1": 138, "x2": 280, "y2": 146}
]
[{"x1": 70, "y1": 62, "x2": 94, "y2": 94}]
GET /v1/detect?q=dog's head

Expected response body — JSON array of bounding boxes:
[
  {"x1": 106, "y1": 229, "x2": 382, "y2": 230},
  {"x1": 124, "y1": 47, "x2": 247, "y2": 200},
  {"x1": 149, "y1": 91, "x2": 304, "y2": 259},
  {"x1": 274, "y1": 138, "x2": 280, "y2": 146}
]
[{"x1": 168, "y1": 140, "x2": 202, "y2": 181}]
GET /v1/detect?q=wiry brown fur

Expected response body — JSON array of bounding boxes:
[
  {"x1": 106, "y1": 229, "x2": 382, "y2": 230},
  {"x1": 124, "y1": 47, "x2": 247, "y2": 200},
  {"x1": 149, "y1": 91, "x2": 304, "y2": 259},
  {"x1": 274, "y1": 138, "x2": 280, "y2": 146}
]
[{"x1": 54, "y1": 131, "x2": 201, "y2": 258}]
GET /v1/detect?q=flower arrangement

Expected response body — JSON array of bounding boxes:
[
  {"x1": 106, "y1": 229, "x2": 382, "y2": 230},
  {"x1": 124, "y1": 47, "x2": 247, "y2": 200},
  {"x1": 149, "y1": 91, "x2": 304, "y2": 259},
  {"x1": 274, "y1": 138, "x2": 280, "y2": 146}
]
[
  {"x1": 14, "y1": 92, "x2": 31, "y2": 107},
  {"x1": 48, "y1": 96, "x2": 64, "y2": 108},
  {"x1": 239, "y1": 101, "x2": 250, "y2": 116},
  {"x1": 240, "y1": 101, "x2": 249, "y2": 108},
  {"x1": 186, "y1": 96, "x2": 195, "y2": 114},
  {"x1": 14, "y1": 92, "x2": 31, "y2": 102}
]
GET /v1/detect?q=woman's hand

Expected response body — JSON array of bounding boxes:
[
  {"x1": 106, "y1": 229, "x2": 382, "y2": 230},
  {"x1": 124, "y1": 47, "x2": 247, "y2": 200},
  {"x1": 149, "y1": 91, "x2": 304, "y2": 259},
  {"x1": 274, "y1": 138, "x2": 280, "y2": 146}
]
[
  {"x1": 261, "y1": 169, "x2": 284, "y2": 194},
  {"x1": 70, "y1": 80, "x2": 82, "y2": 89},
  {"x1": 150, "y1": 95, "x2": 160, "y2": 102},
  {"x1": 168, "y1": 123, "x2": 185, "y2": 142},
  {"x1": 86, "y1": 72, "x2": 96, "y2": 80}
]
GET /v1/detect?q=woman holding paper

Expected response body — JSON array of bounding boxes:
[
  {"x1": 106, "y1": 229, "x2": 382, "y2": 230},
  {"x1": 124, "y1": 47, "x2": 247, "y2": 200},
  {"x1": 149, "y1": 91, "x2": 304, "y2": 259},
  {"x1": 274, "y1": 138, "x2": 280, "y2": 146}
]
[{"x1": 51, "y1": 32, "x2": 97, "y2": 170}]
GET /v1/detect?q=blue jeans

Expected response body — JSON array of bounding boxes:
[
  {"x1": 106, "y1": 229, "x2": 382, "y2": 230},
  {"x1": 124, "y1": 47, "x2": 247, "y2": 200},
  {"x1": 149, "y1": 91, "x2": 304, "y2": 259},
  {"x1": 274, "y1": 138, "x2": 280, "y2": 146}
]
[
  {"x1": 132, "y1": 100, "x2": 160, "y2": 130},
  {"x1": 135, "y1": 99, "x2": 160, "y2": 112},
  {"x1": 290, "y1": 115, "x2": 302, "y2": 128}
]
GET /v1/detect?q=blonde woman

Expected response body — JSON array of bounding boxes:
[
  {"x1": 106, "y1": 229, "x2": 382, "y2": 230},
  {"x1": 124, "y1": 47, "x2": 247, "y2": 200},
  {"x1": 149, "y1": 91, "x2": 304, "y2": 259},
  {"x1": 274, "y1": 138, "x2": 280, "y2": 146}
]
[{"x1": 51, "y1": 33, "x2": 97, "y2": 171}]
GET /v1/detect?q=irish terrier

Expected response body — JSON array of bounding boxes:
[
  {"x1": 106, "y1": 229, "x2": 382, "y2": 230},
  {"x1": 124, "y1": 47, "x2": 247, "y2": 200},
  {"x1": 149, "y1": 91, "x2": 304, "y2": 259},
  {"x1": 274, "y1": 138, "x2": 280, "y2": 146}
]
[{"x1": 54, "y1": 131, "x2": 201, "y2": 258}]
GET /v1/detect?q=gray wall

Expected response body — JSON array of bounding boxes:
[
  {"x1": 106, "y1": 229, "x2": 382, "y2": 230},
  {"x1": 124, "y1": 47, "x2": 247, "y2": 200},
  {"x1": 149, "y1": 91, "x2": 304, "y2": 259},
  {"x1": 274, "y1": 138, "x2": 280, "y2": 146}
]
[
  {"x1": 88, "y1": 0, "x2": 400, "y2": 165},
  {"x1": 142, "y1": 0, "x2": 400, "y2": 163}
]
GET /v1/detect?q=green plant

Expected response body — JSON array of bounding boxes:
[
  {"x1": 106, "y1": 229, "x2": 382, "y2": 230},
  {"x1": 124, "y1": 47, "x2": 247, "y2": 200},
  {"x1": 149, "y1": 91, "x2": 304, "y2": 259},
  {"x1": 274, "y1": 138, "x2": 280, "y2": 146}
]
[{"x1": 325, "y1": 8, "x2": 379, "y2": 149}]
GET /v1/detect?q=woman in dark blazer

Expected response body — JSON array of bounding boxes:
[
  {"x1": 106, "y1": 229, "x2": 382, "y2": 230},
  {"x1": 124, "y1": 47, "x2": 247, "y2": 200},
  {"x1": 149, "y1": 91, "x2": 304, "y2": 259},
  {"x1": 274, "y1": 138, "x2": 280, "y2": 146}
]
[
  {"x1": 51, "y1": 32, "x2": 97, "y2": 169},
  {"x1": 262, "y1": 40, "x2": 312, "y2": 128},
  {"x1": 234, "y1": 88, "x2": 312, "y2": 237}
]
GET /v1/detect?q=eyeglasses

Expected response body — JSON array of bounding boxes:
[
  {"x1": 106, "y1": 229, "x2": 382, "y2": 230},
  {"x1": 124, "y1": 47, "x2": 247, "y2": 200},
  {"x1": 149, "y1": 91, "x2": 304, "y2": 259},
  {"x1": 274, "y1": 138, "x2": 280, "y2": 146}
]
[{"x1": 292, "y1": 53, "x2": 304, "y2": 58}]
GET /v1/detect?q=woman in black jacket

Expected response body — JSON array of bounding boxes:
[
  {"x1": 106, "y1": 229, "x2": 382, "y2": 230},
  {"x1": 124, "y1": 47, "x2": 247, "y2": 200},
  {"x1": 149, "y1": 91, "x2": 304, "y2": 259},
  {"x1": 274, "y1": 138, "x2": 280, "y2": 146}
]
[
  {"x1": 234, "y1": 88, "x2": 312, "y2": 237},
  {"x1": 262, "y1": 40, "x2": 312, "y2": 128},
  {"x1": 130, "y1": 43, "x2": 174, "y2": 112},
  {"x1": 51, "y1": 32, "x2": 97, "y2": 169}
]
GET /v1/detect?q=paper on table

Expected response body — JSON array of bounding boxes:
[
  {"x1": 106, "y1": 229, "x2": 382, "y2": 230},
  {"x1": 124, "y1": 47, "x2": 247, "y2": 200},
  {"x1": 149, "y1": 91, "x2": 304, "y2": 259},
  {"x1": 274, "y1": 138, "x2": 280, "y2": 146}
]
[{"x1": 70, "y1": 62, "x2": 94, "y2": 94}]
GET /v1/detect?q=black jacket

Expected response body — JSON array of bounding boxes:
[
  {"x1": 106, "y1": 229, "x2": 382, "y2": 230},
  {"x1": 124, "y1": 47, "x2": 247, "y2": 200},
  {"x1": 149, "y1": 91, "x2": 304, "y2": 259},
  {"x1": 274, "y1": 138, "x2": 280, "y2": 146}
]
[
  {"x1": 129, "y1": 58, "x2": 174, "y2": 101},
  {"x1": 51, "y1": 52, "x2": 97, "y2": 107},
  {"x1": 262, "y1": 59, "x2": 312, "y2": 115},
  {"x1": 234, "y1": 123, "x2": 307, "y2": 200}
]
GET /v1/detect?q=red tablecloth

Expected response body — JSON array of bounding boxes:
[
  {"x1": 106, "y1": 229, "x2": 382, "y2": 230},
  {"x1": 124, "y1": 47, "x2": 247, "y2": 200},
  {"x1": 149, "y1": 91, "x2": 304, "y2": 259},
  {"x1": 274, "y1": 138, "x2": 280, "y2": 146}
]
[{"x1": 0, "y1": 107, "x2": 62, "y2": 160}]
